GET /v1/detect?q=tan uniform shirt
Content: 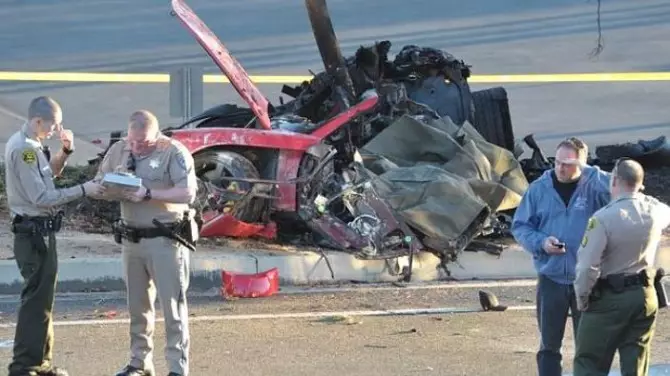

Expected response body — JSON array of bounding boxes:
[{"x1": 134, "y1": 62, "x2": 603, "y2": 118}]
[
  {"x1": 96, "y1": 135, "x2": 197, "y2": 227},
  {"x1": 4, "y1": 123, "x2": 83, "y2": 217},
  {"x1": 574, "y1": 192, "x2": 670, "y2": 310}
]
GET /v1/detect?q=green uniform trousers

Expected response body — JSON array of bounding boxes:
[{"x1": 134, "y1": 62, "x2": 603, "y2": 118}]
[
  {"x1": 573, "y1": 283, "x2": 658, "y2": 376},
  {"x1": 8, "y1": 231, "x2": 58, "y2": 376}
]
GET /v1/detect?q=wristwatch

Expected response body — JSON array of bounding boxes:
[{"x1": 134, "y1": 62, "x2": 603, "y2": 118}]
[
  {"x1": 62, "y1": 146, "x2": 74, "y2": 155},
  {"x1": 143, "y1": 188, "x2": 152, "y2": 201}
]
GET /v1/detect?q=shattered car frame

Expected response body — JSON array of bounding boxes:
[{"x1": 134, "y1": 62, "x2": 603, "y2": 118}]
[{"x1": 95, "y1": 0, "x2": 529, "y2": 281}]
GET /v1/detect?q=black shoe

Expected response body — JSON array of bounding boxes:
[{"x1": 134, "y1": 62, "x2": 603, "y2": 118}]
[
  {"x1": 114, "y1": 365, "x2": 153, "y2": 376},
  {"x1": 37, "y1": 366, "x2": 69, "y2": 376}
]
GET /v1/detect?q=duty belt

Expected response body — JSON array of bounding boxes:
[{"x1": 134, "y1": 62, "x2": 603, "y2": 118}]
[
  {"x1": 11, "y1": 211, "x2": 64, "y2": 235},
  {"x1": 112, "y1": 218, "x2": 197, "y2": 252},
  {"x1": 112, "y1": 221, "x2": 180, "y2": 243},
  {"x1": 595, "y1": 271, "x2": 648, "y2": 293}
]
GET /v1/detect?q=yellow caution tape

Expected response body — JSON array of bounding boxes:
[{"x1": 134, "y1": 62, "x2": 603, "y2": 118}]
[{"x1": 0, "y1": 71, "x2": 669, "y2": 84}]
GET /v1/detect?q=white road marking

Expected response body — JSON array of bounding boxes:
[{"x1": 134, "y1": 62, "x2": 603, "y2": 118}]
[
  {"x1": 0, "y1": 103, "x2": 26, "y2": 121},
  {"x1": 281, "y1": 279, "x2": 537, "y2": 294},
  {"x1": 0, "y1": 305, "x2": 536, "y2": 328},
  {"x1": 0, "y1": 279, "x2": 538, "y2": 303},
  {"x1": 0, "y1": 339, "x2": 13, "y2": 348}
]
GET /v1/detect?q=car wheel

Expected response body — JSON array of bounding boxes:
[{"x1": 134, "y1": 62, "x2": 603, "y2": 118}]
[
  {"x1": 193, "y1": 150, "x2": 266, "y2": 223},
  {"x1": 471, "y1": 87, "x2": 515, "y2": 152}
]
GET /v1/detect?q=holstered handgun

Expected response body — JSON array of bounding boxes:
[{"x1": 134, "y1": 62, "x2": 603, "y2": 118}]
[
  {"x1": 11, "y1": 211, "x2": 64, "y2": 235},
  {"x1": 588, "y1": 287, "x2": 602, "y2": 303},
  {"x1": 605, "y1": 274, "x2": 626, "y2": 294},
  {"x1": 52, "y1": 211, "x2": 64, "y2": 232},
  {"x1": 654, "y1": 268, "x2": 668, "y2": 309},
  {"x1": 151, "y1": 211, "x2": 198, "y2": 252},
  {"x1": 11, "y1": 220, "x2": 37, "y2": 235},
  {"x1": 111, "y1": 219, "x2": 124, "y2": 244},
  {"x1": 111, "y1": 219, "x2": 142, "y2": 244}
]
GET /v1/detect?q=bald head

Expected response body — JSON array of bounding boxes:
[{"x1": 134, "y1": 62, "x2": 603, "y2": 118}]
[
  {"x1": 27, "y1": 96, "x2": 63, "y2": 139},
  {"x1": 614, "y1": 159, "x2": 644, "y2": 191},
  {"x1": 127, "y1": 110, "x2": 161, "y2": 155},
  {"x1": 128, "y1": 110, "x2": 159, "y2": 134},
  {"x1": 28, "y1": 96, "x2": 61, "y2": 122}
]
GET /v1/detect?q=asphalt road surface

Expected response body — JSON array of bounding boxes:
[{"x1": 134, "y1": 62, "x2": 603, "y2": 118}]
[
  {"x1": 1, "y1": 0, "x2": 669, "y2": 164},
  {"x1": 0, "y1": 283, "x2": 669, "y2": 375}
]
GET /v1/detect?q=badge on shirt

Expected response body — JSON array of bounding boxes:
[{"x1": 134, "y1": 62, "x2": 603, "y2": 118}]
[
  {"x1": 22, "y1": 149, "x2": 37, "y2": 165},
  {"x1": 149, "y1": 159, "x2": 160, "y2": 169}
]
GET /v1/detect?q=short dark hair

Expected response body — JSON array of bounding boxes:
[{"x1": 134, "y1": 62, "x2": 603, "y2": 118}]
[
  {"x1": 614, "y1": 158, "x2": 644, "y2": 188},
  {"x1": 28, "y1": 96, "x2": 60, "y2": 122},
  {"x1": 556, "y1": 137, "x2": 588, "y2": 162}
]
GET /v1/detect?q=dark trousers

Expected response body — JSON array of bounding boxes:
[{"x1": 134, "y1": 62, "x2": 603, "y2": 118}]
[
  {"x1": 8, "y1": 232, "x2": 58, "y2": 376},
  {"x1": 573, "y1": 284, "x2": 658, "y2": 376},
  {"x1": 536, "y1": 274, "x2": 581, "y2": 376}
]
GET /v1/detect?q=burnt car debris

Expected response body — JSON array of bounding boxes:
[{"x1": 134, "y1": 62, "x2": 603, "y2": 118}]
[
  {"x1": 87, "y1": 0, "x2": 532, "y2": 281},
  {"x1": 88, "y1": 0, "x2": 669, "y2": 282}
]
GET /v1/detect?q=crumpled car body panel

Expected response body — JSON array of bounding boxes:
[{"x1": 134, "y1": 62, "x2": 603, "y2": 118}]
[
  {"x1": 162, "y1": 0, "x2": 531, "y2": 269},
  {"x1": 221, "y1": 268, "x2": 280, "y2": 298},
  {"x1": 171, "y1": 0, "x2": 272, "y2": 130}
]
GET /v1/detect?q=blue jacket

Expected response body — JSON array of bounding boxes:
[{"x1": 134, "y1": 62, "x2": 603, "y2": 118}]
[{"x1": 511, "y1": 165, "x2": 611, "y2": 284}]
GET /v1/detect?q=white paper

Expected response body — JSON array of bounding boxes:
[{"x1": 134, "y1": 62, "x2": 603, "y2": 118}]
[{"x1": 101, "y1": 172, "x2": 143, "y2": 200}]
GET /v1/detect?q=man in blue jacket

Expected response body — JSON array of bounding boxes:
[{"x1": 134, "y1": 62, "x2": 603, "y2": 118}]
[{"x1": 511, "y1": 137, "x2": 611, "y2": 376}]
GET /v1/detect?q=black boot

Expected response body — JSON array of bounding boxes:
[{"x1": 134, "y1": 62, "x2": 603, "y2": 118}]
[{"x1": 114, "y1": 365, "x2": 153, "y2": 376}]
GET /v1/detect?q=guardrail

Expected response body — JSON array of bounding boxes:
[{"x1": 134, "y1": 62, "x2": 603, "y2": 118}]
[{"x1": 1, "y1": 71, "x2": 670, "y2": 84}]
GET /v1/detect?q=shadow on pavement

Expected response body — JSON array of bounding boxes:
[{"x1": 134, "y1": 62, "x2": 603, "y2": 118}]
[{"x1": 564, "y1": 364, "x2": 670, "y2": 376}]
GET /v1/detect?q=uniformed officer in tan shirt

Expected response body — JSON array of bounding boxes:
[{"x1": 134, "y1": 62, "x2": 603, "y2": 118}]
[
  {"x1": 573, "y1": 158, "x2": 670, "y2": 376},
  {"x1": 91, "y1": 110, "x2": 197, "y2": 376},
  {"x1": 4, "y1": 96, "x2": 105, "y2": 376}
]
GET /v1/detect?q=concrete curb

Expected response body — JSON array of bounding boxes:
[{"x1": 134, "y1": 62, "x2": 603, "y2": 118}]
[
  {"x1": 1, "y1": 243, "x2": 667, "y2": 295},
  {"x1": 0, "y1": 244, "x2": 540, "y2": 294}
]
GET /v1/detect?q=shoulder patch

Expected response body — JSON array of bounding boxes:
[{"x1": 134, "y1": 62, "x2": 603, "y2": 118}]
[
  {"x1": 586, "y1": 217, "x2": 597, "y2": 231},
  {"x1": 175, "y1": 150, "x2": 187, "y2": 170},
  {"x1": 581, "y1": 235, "x2": 588, "y2": 247},
  {"x1": 22, "y1": 149, "x2": 37, "y2": 164}
]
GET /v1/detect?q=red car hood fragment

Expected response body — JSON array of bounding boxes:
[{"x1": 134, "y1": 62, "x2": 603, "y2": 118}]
[
  {"x1": 171, "y1": 0, "x2": 272, "y2": 130},
  {"x1": 221, "y1": 267, "x2": 280, "y2": 298}
]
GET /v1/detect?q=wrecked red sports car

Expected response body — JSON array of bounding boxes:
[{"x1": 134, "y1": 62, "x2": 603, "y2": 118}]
[{"x1": 96, "y1": 0, "x2": 536, "y2": 281}]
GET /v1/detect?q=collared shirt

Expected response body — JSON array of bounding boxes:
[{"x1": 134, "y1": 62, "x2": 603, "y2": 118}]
[
  {"x1": 95, "y1": 135, "x2": 197, "y2": 227},
  {"x1": 574, "y1": 192, "x2": 670, "y2": 310},
  {"x1": 4, "y1": 123, "x2": 82, "y2": 217}
]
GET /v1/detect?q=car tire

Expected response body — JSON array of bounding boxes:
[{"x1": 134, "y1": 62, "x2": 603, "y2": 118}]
[
  {"x1": 471, "y1": 87, "x2": 515, "y2": 152},
  {"x1": 194, "y1": 150, "x2": 266, "y2": 223}
]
